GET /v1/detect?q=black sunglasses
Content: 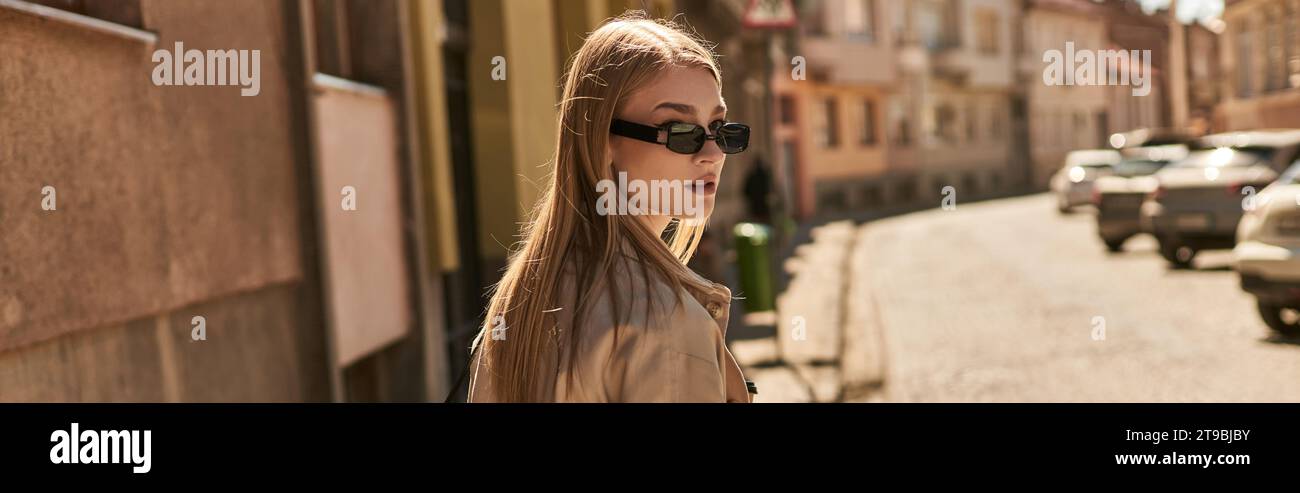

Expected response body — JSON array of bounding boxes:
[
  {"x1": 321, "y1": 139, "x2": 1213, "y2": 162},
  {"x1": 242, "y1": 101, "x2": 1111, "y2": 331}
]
[{"x1": 610, "y1": 119, "x2": 750, "y2": 155}]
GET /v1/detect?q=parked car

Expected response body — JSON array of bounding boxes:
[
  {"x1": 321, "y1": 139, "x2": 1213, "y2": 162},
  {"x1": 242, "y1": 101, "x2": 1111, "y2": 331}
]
[
  {"x1": 1093, "y1": 145, "x2": 1189, "y2": 252},
  {"x1": 1234, "y1": 159, "x2": 1300, "y2": 337},
  {"x1": 1050, "y1": 149, "x2": 1122, "y2": 213},
  {"x1": 1140, "y1": 130, "x2": 1300, "y2": 268}
]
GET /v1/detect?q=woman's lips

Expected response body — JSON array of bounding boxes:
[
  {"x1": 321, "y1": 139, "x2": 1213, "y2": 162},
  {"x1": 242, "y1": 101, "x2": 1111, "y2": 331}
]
[{"x1": 695, "y1": 175, "x2": 718, "y2": 196}]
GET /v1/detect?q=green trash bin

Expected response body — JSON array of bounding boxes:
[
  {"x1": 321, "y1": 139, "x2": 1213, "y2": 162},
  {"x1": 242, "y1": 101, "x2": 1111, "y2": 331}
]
[{"x1": 733, "y1": 222, "x2": 775, "y2": 313}]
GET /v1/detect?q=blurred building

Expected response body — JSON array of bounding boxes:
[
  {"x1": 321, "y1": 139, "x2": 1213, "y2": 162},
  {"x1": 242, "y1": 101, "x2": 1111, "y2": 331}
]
[
  {"x1": 778, "y1": 0, "x2": 1020, "y2": 219},
  {"x1": 1215, "y1": 0, "x2": 1300, "y2": 130},
  {"x1": 1099, "y1": 0, "x2": 1174, "y2": 136},
  {"x1": 1020, "y1": 0, "x2": 1111, "y2": 188},
  {"x1": 0, "y1": 0, "x2": 776, "y2": 402},
  {"x1": 1183, "y1": 19, "x2": 1223, "y2": 134},
  {"x1": 1, "y1": 0, "x2": 432, "y2": 402},
  {"x1": 895, "y1": 0, "x2": 1020, "y2": 204},
  {"x1": 776, "y1": 0, "x2": 895, "y2": 218},
  {"x1": 779, "y1": 0, "x2": 1210, "y2": 204}
]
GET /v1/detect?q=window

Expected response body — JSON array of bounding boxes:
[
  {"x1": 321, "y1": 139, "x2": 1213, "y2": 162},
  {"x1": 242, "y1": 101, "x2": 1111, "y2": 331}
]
[
  {"x1": 803, "y1": 0, "x2": 828, "y2": 36},
  {"x1": 890, "y1": 99, "x2": 912, "y2": 147},
  {"x1": 310, "y1": 0, "x2": 404, "y2": 87},
  {"x1": 1237, "y1": 23, "x2": 1254, "y2": 98},
  {"x1": 975, "y1": 9, "x2": 1000, "y2": 55},
  {"x1": 314, "y1": 0, "x2": 356, "y2": 79},
  {"x1": 990, "y1": 106, "x2": 1005, "y2": 140},
  {"x1": 1268, "y1": 10, "x2": 1286, "y2": 92},
  {"x1": 859, "y1": 99, "x2": 878, "y2": 146},
  {"x1": 843, "y1": 0, "x2": 875, "y2": 42},
  {"x1": 1251, "y1": 17, "x2": 1270, "y2": 97},
  {"x1": 859, "y1": 183, "x2": 883, "y2": 207},
  {"x1": 779, "y1": 95, "x2": 797, "y2": 125},
  {"x1": 815, "y1": 97, "x2": 840, "y2": 148},
  {"x1": 897, "y1": 177, "x2": 918, "y2": 203},
  {"x1": 935, "y1": 104, "x2": 957, "y2": 144},
  {"x1": 931, "y1": 176, "x2": 948, "y2": 198},
  {"x1": 816, "y1": 183, "x2": 849, "y2": 212},
  {"x1": 962, "y1": 173, "x2": 979, "y2": 196},
  {"x1": 26, "y1": 0, "x2": 142, "y2": 27},
  {"x1": 1288, "y1": 0, "x2": 1300, "y2": 88},
  {"x1": 965, "y1": 104, "x2": 977, "y2": 142},
  {"x1": 917, "y1": 0, "x2": 959, "y2": 51}
]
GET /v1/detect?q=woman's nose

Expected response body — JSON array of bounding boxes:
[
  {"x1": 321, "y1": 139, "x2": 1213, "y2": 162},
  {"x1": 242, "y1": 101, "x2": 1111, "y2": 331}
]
[{"x1": 695, "y1": 137, "x2": 724, "y2": 164}]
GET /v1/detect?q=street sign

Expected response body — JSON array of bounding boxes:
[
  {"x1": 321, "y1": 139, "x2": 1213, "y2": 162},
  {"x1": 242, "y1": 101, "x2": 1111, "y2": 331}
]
[{"x1": 742, "y1": 0, "x2": 797, "y2": 29}]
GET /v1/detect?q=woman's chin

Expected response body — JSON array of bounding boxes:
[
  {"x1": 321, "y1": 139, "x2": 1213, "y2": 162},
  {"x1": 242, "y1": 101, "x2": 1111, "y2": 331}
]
[{"x1": 673, "y1": 206, "x2": 713, "y2": 224}]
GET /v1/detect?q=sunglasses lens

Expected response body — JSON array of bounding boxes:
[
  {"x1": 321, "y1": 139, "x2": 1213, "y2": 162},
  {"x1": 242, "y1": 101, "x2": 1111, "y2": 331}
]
[
  {"x1": 666, "y1": 124, "x2": 706, "y2": 154},
  {"x1": 659, "y1": 122, "x2": 749, "y2": 154},
  {"x1": 718, "y1": 124, "x2": 749, "y2": 154}
]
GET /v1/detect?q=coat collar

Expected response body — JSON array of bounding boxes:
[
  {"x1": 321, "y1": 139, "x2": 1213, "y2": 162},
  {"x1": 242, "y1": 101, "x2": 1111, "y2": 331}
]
[{"x1": 615, "y1": 237, "x2": 734, "y2": 334}]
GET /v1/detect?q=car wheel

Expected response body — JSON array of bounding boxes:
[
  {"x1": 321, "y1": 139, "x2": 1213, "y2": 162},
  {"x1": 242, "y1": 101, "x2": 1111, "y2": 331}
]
[
  {"x1": 1256, "y1": 301, "x2": 1300, "y2": 338},
  {"x1": 1056, "y1": 195, "x2": 1070, "y2": 214},
  {"x1": 1103, "y1": 237, "x2": 1125, "y2": 253},
  {"x1": 1158, "y1": 238, "x2": 1194, "y2": 268}
]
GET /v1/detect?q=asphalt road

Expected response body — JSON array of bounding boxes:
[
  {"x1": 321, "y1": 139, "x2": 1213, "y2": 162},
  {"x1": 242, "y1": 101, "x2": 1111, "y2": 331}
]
[{"x1": 858, "y1": 193, "x2": 1300, "y2": 402}]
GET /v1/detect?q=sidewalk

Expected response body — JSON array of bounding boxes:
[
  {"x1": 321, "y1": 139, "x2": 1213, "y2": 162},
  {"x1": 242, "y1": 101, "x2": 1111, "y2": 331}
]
[{"x1": 725, "y1": 220, "x2": 888, "y2": 403}]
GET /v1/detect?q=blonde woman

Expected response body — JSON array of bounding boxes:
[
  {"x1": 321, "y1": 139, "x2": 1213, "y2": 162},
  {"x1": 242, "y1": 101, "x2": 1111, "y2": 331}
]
[{"x1": 463, "y1": 13, "x2": 755, "y2": 403}]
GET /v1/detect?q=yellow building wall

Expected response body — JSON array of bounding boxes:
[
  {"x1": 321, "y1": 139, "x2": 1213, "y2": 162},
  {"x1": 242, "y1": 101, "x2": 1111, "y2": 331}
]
[
  {"x1": 409, "y1": 0, "x2": 460, "y2": 273},
  {"x1": 466, "y1": 0, "x2": 675, "y2": 264},
  {"x1": 794, "y1": 83, "x2": 891, "y2": 216}
]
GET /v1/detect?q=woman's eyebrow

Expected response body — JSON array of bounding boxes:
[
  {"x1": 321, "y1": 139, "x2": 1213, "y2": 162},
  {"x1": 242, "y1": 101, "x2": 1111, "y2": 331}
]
[{"x1": 652, "y1": 102, "x2": 728, "y2": 117}]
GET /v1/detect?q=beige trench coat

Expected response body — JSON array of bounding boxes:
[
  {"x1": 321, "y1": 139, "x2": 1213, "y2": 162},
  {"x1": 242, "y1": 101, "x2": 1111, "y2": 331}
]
[{"x1": 467, "y1": 253, "x2": 754, "y2": 403}]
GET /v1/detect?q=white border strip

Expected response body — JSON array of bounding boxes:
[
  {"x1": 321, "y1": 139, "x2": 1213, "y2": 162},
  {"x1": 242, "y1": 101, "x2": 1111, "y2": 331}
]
[
  {"x1": 0, "y1": 0, "x2": 157, "y2": 44},
  {"x1": 312, "y1": 72, "x2": 388, "y2": 99}
]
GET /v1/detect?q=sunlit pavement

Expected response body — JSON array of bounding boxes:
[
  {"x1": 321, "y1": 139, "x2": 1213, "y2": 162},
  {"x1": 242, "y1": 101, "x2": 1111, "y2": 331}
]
[
  {"x1": 866, "y1": 192, "x2": 1300, "y2": 402},
  {"x1": 736, "y1": 193, "x2": 1300, "y2": 403}
]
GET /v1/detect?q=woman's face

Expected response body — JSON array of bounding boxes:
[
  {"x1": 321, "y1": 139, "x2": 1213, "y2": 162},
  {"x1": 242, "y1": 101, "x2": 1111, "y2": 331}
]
[{"x1": 608, "y1": 66, "x2": 727, "y2": 229}]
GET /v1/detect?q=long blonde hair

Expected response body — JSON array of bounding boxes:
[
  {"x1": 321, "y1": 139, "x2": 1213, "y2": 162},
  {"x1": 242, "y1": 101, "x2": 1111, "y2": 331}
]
[{"x1": 471, "y1": 12, "x2": 722, "y2": 402}]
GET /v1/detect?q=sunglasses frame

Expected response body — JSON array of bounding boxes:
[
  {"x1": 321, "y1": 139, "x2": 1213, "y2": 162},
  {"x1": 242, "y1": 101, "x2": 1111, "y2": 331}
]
[{"x1": 610, "y1": 118, "x2": 750, "y2": 155}]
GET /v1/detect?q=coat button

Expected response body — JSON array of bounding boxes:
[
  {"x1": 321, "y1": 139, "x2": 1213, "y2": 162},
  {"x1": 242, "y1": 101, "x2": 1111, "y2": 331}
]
[{"x1": 706, "y1": 301, "x2": 723, "y2": 318}]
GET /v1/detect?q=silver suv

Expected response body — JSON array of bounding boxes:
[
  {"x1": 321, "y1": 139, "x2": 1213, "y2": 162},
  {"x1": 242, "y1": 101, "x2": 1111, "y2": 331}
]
[
  {"x1": 1234, "y1": 159, "x2": 1300, "y2": 337},
  {"x1": 1140, "y1": 130, "x2": 1300, "y2": 268}
]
